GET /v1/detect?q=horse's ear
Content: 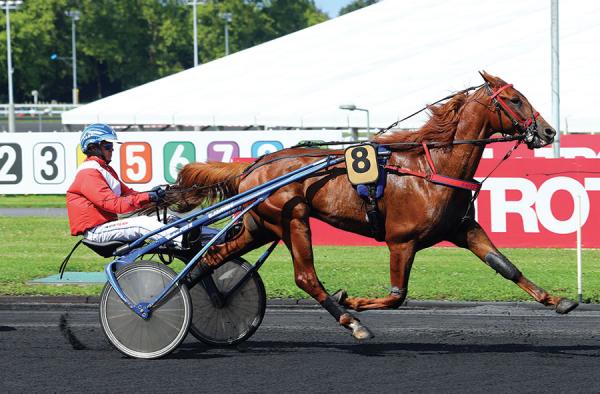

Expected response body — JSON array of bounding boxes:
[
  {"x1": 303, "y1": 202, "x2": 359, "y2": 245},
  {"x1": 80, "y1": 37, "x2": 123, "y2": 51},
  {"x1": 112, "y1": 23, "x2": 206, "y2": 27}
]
[
  {"x1": 479, "y1": 71, "x2": 506, "y2": 89},
  {"x1": 479, "y1": 71, "x2": 499, "y2": 87}
]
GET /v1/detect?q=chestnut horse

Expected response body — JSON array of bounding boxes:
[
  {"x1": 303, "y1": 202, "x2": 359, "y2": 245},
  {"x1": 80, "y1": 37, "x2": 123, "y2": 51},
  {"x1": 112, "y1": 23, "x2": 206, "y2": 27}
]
[{"x1": 167, "y1": 72, "x2": 578, "y2": 339}]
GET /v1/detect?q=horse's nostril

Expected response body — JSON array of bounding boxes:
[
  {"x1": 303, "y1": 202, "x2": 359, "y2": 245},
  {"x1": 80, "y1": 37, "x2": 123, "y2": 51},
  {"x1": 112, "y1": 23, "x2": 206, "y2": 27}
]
[{"x1": 544, "y1": 128, "x2": 556, "y2": 137}]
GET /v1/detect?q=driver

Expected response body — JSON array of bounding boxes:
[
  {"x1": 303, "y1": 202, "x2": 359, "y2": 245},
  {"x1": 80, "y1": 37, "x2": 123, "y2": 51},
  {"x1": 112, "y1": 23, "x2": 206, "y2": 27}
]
[{"x1": 66, "y1": 123, "x2": 182, "y2": 247}]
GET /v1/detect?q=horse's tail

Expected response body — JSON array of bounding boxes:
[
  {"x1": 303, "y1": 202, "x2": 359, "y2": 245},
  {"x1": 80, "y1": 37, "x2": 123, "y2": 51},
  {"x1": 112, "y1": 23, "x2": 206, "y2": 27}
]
[{"x1": 169, "y1": 161, "x2": 249, "y2": 212}]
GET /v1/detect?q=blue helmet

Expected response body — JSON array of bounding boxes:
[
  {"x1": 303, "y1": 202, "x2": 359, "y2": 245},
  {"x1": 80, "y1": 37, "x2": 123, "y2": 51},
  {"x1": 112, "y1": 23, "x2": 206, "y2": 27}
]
[{"x1": 80, "y1": 123, "x2": 118, "y2": 153}]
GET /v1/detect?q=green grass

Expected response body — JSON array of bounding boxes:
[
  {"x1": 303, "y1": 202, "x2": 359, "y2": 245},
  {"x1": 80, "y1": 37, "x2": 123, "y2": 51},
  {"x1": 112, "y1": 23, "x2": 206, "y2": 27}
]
[
  {"x1": 1, "y1": 215, "x2": 599, "y2": 302},
  {"x1": 0, "y1": 194, "x2": 66, "y2": 208}
]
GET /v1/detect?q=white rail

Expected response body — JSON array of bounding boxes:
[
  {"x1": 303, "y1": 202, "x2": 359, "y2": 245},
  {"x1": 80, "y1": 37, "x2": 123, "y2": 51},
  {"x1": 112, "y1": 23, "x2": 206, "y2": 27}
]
[{"x1": 0, "y1": 103, "x2": 79, "y2": 116}]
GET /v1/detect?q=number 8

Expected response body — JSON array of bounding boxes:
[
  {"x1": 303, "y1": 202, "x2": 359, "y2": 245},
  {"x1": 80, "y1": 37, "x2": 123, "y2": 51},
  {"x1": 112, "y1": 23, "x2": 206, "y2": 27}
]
[{"x1": 351, "y1": 147, "x2": 371, "y2": 174}]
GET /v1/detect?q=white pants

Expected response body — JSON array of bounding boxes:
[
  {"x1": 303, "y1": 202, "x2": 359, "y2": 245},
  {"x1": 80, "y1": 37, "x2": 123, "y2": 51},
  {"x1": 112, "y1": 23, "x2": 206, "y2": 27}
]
[{"x1": 84, "y1": 215, "x2": 182, "y2": 246}]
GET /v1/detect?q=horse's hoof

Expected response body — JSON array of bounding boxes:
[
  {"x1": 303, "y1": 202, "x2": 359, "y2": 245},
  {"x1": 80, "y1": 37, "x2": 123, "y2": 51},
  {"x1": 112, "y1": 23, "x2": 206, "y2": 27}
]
[
  {"x1": 331, "y1": 289, "x2": 348, "y2": 305},
  {"x1": 349, "y1": 321, "x2": 374, "y2": 341},
  {"x1": 555, "y1": 298, "x2": 578, "y2": 314}
]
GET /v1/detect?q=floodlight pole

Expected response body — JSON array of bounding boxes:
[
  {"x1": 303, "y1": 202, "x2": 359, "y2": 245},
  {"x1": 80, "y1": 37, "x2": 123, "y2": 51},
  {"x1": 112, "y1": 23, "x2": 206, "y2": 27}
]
[
  {"x1": 339, "y1": 104, "x2": 370, "y2": 137},
  {"x1": 224, "y1": 18, "x2": 229, "y2": 56},
  {"x1": 193, "y1": 0, "x2": 198, "y2": 66},
  {"x1": 219, "y1": 12, "x2": 233, "y2": 56},
  {"x1": 2, "y1": 1, "x2": 22, "y2": 132},
  {"x1": 188, "y1": 1, "x2": 206, "y2": 67},
  {"x1": 551, "y1": 0, "x2": 560, "y2": 158},
  {"x1": 66, "y1": 10, "x2": 80, "y2": 104}
]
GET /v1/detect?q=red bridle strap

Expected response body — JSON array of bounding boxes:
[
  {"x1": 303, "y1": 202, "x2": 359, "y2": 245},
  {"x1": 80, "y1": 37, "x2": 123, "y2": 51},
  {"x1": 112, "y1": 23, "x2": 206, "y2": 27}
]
[
  {"x1": 384, "y1": 143, "x2": 481, "y2": 192},
  {"x1": 489, "y1": 83, "x2": 512, "y2": 99},
  {"x1": 490, "y1": 84, "x2": 539, "y2": 129}
]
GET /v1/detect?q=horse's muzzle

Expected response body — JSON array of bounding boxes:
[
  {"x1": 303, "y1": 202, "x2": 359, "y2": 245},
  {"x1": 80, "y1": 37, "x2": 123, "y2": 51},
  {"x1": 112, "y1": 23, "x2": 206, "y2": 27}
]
[{"x1": 527, "y1": 124, "x2": 556, "y2": 149}]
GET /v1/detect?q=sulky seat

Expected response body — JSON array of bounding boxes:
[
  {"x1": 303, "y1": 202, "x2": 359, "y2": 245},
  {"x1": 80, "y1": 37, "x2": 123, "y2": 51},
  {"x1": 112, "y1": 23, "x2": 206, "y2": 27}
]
[{"x1": 82, "y1": 239, "x2": 126, "y2": 258}]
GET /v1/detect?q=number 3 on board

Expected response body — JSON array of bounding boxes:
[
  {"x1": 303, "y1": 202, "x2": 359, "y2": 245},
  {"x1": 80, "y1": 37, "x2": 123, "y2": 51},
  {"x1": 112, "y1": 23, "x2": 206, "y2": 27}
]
[
  {"x1": 344, "y1": 144, "x2": 379, "y2": 185},
  {"x1": 33, "y1": 143, "x2": 65, "y2": 184}
]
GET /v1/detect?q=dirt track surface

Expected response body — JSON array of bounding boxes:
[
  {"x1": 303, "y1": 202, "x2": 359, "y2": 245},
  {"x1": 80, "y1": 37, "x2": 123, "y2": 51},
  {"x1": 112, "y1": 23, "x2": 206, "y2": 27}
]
[{"x1": 1, "y1": 300, "x2": 599, "y2": 393}]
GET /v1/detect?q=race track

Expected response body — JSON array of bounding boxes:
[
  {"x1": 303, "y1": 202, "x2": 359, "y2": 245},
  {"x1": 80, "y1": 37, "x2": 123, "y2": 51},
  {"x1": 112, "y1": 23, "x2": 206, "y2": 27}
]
[{"x1": 1, "y1": 300, "x2": 599, "y2": 393}]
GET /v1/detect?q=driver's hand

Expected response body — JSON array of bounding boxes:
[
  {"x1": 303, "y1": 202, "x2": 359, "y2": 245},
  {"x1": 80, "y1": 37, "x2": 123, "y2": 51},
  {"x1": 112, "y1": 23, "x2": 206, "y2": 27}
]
[{"x1": 148, "y1": 186, "x2": 167, "y2": 202}]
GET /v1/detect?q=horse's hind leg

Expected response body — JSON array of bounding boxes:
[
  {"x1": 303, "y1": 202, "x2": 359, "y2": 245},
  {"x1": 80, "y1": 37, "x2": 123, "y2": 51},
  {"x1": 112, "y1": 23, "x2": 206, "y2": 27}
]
[
  {"x1": 202, "y1": 213, "x2": 277, "y2": 267},
  {"x1": 340, "y1": 241, "x2": 416, "y2": 311},
  {"x1": 451, "y1": 219, "x2": 578, "y2": 314},
  {"x1": 272, "y1": 199, "x2": 373, "y2": 340}
]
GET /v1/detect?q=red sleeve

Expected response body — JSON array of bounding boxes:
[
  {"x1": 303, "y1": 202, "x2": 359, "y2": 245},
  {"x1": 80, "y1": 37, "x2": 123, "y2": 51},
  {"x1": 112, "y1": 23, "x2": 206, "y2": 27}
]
[
  {"x1": 78, "y1": 170, "x2": 151, "y2": 214},
  {"x1": 120, "y1": 181, "x2": 138, "y2": 197},
  {"x1": 107, "y1": 165, "x2": 144, "y2": 198}
]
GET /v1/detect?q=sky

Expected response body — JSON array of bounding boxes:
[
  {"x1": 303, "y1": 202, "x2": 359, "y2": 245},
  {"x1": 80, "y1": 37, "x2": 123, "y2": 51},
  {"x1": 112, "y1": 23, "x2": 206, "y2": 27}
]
[{"x1": 314, "y1": 0, "x2": 356, "y2": 17}]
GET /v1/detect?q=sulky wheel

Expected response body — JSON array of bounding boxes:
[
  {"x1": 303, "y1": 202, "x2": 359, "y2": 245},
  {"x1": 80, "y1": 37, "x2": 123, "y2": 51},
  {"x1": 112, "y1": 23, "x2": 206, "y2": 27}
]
[
  {"x1": 99, "y1": 261, "x2": 192, "y2": 359},
  {"x1": 189, "y1": 258, "x2": 266, "y2": 346}
]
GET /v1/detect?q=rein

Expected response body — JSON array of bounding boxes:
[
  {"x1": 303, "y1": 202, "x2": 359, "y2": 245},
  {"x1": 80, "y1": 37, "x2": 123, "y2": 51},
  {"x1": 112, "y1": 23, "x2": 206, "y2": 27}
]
[
  {"x1": 374, "y1": 83, "x2": 485, "y2": 136},
  {"x1": 169, "y1": 134, "x2": 525, "y2": 199},
  {"x1": 461, "y1": 138, "x2": 524, "y2": 221},
  {"x1": 244, "y1": 134, "x2": 525, "y2": 180},
  {"x1": 171, "y1": 82, "x2": 533, "y2": 201},
  {"x1": 293, "y1": 134, "x2": 523, "y2": 149}
]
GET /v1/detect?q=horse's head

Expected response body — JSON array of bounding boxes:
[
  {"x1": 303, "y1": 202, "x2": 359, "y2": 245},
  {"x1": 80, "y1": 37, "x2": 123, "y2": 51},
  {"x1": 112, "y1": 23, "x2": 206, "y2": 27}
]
[{"x1": 479, "y1": 71, "x2": 555, "y2": 149}]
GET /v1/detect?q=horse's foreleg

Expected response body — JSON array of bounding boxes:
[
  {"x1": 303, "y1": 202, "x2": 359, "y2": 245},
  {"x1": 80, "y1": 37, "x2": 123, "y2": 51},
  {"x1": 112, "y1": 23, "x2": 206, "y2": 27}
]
[
  {"x1": 452, "y1": 220, "x2": 578, "y2": 314},
  {"x1": 342, "y1": 241, "x2": 416, "y2": 311}
]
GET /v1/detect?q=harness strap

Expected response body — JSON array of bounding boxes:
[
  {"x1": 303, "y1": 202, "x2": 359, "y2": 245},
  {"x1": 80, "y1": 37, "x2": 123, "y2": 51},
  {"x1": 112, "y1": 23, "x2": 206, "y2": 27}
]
[
  {"x1": 489, "y1": 83, "x2": 512, "y2": 100},
  {"x1": 365, "y1": 185, "x2": 385, "y2": 241},
  {"x1": 384, "y1": 143, "x2": 481, "y2": 192},
  {"x1": 58, "y1": 238, "x2": 84, "y2": 279},
  {"x1": 429, "y1": 174, "x2": 481, "y2": 192},
  {"x1": 354, "y1": 145, "x2": 388, "y2": 241},
  {"x1": 422, "y1": 142, "x2": 436, "y2": 171}
]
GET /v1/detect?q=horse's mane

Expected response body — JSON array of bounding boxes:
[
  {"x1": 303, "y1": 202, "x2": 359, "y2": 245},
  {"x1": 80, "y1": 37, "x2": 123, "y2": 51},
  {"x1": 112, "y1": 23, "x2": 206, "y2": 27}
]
[{"x1": 372, "y1": 91, "x2": 470, "y2": 150}]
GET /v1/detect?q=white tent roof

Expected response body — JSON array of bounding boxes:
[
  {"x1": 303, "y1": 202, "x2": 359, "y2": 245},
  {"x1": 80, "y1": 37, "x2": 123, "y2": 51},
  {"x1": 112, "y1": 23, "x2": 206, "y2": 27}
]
[{"x1": 62, "y1": 0, "x2": 600, "y2": 132}]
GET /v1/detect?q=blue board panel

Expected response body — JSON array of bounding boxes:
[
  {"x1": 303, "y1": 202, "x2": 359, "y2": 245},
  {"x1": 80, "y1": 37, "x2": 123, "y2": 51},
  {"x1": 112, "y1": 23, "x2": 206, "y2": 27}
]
[{"x1": 29, "y1": 272, "x2": 106, "y2": 285}]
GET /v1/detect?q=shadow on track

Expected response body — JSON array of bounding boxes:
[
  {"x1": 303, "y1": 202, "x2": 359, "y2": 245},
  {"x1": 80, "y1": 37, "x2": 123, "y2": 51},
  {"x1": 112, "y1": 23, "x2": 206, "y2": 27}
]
[{"x1": 169, "y1": 340, "x2": 600, "y2": 360}]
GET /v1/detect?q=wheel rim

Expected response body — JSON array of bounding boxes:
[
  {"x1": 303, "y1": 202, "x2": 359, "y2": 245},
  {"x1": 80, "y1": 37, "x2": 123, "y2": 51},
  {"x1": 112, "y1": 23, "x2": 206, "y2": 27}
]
[
  {"x1": 189, "y1": 260, "x2": 265, "y2": 345},
  {"x1": 100, "y1": 262, "x2": 191, "y2": 359}
]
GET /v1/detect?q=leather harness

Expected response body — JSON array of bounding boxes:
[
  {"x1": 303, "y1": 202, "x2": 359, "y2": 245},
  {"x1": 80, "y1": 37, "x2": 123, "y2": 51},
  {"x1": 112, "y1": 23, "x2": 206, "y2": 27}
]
[{"x1": 353, "y1": 142, "x2": 481, "y2": 242}]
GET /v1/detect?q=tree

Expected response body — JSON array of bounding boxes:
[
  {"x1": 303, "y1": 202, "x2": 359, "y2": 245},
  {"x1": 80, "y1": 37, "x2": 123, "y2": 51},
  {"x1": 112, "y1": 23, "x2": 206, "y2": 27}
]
[
  {"x1": 0, "y1": 0, "x2": 70, "y2": 103},
  {"x1": 339, "y1": 0, "x2": 379, "y2": 16},
  {"x1": 262, "y1": 0, "x2": 327, "y2": 36},
  {"x1": 0, "y1": 0, "x2": 328, "y2": 103}
]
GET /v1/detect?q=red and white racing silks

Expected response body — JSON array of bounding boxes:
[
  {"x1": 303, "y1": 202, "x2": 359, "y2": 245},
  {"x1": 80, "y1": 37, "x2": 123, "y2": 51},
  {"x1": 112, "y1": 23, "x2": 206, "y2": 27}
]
[{"x1": 66, "y1": 156, "x2": 151, "y2": 235}]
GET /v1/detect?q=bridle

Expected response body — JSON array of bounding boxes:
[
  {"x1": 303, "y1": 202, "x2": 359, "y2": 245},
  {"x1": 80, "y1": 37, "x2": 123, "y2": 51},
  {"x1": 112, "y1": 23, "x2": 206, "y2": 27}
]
[{"x1": 485, "y1": 83, "x2": 540, "y2": 146}]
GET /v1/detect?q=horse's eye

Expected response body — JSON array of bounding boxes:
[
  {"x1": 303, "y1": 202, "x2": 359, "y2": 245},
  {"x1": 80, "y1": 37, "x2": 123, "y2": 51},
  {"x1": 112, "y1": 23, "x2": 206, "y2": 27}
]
[{"x1": 510, "y1": 97, "x2": 522, "y2": 106}]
